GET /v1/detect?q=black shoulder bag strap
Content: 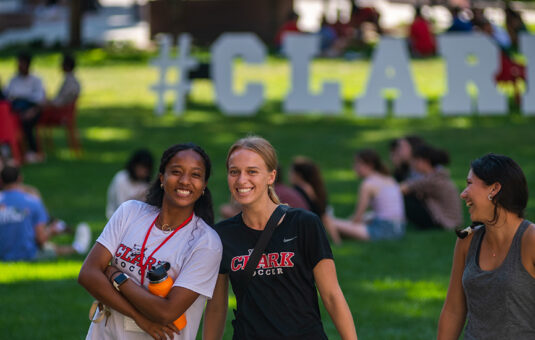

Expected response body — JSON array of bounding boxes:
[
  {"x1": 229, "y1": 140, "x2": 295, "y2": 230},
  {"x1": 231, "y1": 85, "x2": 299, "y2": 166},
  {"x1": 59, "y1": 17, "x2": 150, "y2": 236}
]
[
  {"x1": 233, "y1": 205, "x2": 289, "y2": 338},
  {"x1": 242, "y1": 204, "x2": 288, "y2": 288}
]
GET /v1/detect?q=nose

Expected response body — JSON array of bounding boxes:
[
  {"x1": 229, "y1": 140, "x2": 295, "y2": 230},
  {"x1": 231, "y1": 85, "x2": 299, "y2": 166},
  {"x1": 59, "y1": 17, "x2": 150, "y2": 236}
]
[
  {"x1": 460, "y1": 187, "x2": 467, "y2": 200},
  {"x1": 236, "y1": 172, "x2": 248, "y2": 185},
  {"x1": 178, "y1": 173, "x2": 190, "y2": 185}
]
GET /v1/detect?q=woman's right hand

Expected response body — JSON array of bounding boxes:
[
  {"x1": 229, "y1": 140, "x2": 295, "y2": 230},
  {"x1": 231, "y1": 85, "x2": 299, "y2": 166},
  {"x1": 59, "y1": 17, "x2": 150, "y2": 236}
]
[{"x1": 135, "y1": 315, "x2": 178, "y2": 340}]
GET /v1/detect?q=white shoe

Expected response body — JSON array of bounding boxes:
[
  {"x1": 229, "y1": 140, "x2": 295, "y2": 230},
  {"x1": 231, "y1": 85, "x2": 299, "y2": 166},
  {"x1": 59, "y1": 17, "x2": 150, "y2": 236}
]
[
  {"x1": 24, "y1": 152, "x2": 44, "y2": 164},
  {"x1": 72, "y1": 222, "x2": 92, "y2": 254}
]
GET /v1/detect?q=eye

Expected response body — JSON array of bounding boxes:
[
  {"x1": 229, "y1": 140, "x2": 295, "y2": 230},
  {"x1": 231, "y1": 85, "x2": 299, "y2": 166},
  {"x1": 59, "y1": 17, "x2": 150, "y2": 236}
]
[
  {"x1": 229, "y1": 169, "x2": 239, "y2": 176},
  {"x1": 247, "y1": 169, "x2": 258, "y2": 175},
  {"x1": 192, "y1": 172, "x2": 202, "y2": 178}
]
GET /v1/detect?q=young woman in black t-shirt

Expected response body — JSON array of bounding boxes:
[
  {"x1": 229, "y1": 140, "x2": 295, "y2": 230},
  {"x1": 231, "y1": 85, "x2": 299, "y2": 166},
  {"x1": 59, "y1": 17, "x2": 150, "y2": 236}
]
[{"x1": 203, "y1": 136, "x2": 358, "y2": 340}]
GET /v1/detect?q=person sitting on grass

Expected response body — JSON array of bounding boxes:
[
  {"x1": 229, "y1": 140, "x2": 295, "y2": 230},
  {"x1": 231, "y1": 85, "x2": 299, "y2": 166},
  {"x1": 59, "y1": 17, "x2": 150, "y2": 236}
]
[
  {"x1": 389, "y1": 135, "x2": 426, "y2": 183},
  {"x1": 106, "y1": 148, "x2": 154, "y2": 219},
  {"x1": 400, "y1": 144, "x2": 463, "y2": 230},
  {"x1": 326, "y1": 149, "x2": 405, "y2": 242},
  {"x1": 289, "y1": 155, "x2": 342, "y2": 243},
  {"x1": 0, "y1": 166, "x2": 91, "y2": 261}
]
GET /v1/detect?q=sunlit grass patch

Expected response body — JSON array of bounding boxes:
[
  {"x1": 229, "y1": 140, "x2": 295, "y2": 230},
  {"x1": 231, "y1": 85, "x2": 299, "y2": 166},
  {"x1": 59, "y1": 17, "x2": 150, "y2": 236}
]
[{"x1": 0, "y1": 261, "x2": 82, "y2": 283}]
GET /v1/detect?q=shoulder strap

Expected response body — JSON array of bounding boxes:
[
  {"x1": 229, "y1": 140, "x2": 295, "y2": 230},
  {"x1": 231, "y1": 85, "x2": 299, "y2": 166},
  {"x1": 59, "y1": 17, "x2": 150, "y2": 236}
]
[{"x1": 242, "y1": 205, "x2": 288, "y2": 287}]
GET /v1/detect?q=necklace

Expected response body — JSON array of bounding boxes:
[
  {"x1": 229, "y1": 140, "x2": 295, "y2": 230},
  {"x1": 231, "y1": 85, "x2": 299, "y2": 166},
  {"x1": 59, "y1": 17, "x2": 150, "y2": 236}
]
[
  {"x1": 139, "y1": 212, "x2": 193, "y2": 286},
  {"x1": 487, "y1": 243, "x2": 496, "y2": 257},
  {"x1": 156, "y1": 216, "x2": 182, "y2": 233}
]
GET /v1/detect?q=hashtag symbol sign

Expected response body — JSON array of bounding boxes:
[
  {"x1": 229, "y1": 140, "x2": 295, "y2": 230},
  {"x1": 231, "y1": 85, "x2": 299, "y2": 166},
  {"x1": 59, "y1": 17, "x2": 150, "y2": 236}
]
[{"x1": 150, "y1": 34, "x2": 199, "y2": 115}]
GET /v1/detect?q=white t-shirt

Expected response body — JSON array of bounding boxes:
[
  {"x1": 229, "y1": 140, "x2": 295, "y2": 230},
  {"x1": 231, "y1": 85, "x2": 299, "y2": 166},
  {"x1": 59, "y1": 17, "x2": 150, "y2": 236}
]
[
  {"x1": 86, "y1": 200, "x2": 222, "y2": 340},
  {"x1": 106, "y1": 170, "x2": 151, "y2": 219},
  {"x1": 5, "y1": 74, "x2": 46, "y2": 104}
]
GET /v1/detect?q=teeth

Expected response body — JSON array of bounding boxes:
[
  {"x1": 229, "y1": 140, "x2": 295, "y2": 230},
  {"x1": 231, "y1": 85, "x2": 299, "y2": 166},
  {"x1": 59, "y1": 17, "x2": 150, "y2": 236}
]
[
  {"x1": 176, "y1": 189, "x2": 190, "y2": 195},
  {"x1": 238, "y1": 188, "x2": 252, "y2": 193}
]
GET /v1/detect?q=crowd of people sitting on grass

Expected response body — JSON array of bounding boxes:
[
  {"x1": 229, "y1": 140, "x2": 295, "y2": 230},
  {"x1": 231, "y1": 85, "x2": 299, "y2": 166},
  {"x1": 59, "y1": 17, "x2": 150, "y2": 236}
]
[{"x1": 0, "y1": 51, "x2": 80, "y2": 164}]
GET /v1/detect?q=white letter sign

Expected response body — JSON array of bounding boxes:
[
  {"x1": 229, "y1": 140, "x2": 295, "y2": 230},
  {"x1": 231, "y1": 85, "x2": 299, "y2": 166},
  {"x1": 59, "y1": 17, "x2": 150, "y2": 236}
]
[
  {"x1": 356, "y1": 37, "x2": 426, "y2": 117},
  {"x1": 439, "y1": 33, "x2": 507, "y2": 115},
  {"x1": 211, "y1": 33, "x2": 266, "y2": 115},
  {"x1": 283, "y1": 34, "x2": 341, "y2": 114}
]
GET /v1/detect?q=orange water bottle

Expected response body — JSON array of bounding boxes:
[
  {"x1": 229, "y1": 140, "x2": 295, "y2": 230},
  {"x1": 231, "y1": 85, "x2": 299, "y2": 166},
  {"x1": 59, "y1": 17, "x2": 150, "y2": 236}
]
[{"x1": 147, "y1": 262, "x2": 187, "y2": 330}]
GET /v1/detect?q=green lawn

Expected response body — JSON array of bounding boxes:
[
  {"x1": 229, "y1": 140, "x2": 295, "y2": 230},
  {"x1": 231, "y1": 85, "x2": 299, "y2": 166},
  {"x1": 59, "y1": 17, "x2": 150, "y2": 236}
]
[{"x1": 1, "y1": 50, "x2": 534, "y2": 339}]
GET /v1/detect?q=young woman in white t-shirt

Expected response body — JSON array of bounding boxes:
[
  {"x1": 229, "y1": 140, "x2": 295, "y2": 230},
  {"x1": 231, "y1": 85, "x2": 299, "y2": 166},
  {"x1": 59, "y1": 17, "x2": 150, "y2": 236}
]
[
  {"x1": 326, "y1": 149, "x2": 406, "y2": 241},
  {"x1": 78, "y1": 143, "x2": 222, "y2": 340}
]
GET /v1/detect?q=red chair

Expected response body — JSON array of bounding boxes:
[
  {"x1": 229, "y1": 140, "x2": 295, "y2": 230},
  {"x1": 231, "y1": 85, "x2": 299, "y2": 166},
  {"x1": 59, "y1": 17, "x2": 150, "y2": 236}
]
[
  {"x1": 37, "y1": 101, "x2": 82, "y2": 156},
  {"x1": 0, "y1": 101, "x2": 23, "y2": 164}
]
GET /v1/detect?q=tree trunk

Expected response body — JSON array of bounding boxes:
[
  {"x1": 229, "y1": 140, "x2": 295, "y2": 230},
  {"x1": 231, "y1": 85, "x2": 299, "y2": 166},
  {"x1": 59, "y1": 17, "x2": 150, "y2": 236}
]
[{"x1": 70, "y1": 0, "x2": 82, "y2": 47}]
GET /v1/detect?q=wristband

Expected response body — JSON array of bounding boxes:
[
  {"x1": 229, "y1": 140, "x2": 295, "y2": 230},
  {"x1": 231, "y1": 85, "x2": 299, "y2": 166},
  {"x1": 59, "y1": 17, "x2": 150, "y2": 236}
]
[
  {"x1": 112, "y1": 273, "x2": 129, "y2": 291},
  {"x1": 108, "y1": 270, "x2": 122, "y2": 284}
]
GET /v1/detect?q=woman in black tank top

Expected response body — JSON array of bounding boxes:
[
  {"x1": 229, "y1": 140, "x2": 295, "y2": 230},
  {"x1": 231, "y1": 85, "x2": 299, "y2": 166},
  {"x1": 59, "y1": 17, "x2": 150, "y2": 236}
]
[{"x1": 437, "y1": 153, "x2": 535, "y2": 339}]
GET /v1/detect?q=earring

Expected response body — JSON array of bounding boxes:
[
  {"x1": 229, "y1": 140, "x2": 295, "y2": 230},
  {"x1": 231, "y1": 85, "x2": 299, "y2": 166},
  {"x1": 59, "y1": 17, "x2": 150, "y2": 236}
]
[
  {"x1": 202, "y1": 189, "x2": 205, "y2": 195},
  {"x1": 488, "y1": 193, "x2": 493, "y2": 201},
  {"x1": 160, "y1": 183, "x2": 163, "y2": 188}
]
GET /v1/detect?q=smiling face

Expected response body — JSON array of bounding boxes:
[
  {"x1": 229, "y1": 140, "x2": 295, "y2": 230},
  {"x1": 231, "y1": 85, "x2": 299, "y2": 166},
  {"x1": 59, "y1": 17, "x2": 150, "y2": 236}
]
[
  {"x1": 460, "y1": 169, "x2": 498, "y2": 223},
  {"x1": 227, "y1": 148, "x2": 276, "y2": 207},
  {"x1": 159, "y1": 149, "x2": 206, "y2": 211}
]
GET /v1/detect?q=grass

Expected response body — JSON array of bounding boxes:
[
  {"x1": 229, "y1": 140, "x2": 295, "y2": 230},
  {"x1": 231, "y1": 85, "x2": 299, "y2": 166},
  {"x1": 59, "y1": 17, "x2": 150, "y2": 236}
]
[{"x1": 1, "y1": 48, "x2": 535, "y2": 339}]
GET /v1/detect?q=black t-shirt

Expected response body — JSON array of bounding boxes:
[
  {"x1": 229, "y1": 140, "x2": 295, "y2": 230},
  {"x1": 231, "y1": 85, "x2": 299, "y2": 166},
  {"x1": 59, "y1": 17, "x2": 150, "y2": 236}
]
[{"x1": 215, "y1": 207, "x2": 333, "y2": 340}]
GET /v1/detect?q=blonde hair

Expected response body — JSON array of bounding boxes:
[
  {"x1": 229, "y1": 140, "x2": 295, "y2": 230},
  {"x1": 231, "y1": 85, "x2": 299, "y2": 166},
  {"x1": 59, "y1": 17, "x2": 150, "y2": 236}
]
[{"x1": 226, "y1": 136, "x2": 280, "y2": 204}]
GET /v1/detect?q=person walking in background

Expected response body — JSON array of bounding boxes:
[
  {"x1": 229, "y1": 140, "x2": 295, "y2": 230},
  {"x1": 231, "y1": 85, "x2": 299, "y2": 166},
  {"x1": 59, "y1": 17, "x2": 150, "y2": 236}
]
[
  {"x1": 447, "y1": 6, "x2": 473, "y2": 32},
  {"x1": 4, "y1": 52, "x2": 46, "y2": 163},
  {"x1": 274, "y1": 11, "x2": 301, "y2": 50},
  {"x1": 505, "y1": 5, "x2": 527, "y2": 52},
  {"x1": 401, "y1": 144, "x2": 463, "y2": 230},
  {"x1": 408, "y1": 6, "x2": 436, "y2": 58},
  {"x1": 438, "y1": 153, "x2": 535, "y2": 339},
  {"x1": 203, "y1": 136, "x2": 357, "y2": 340},
  {"x1": 79, "y1": 143, "x2": 222, "y2": 339},
  {"x1": 326, "y1": 149, "x2": 405, "y2": 242},
  {"x1": 106, "y1": 148, "x2": 154, "y2": 219},
  {"x1": 0, "y1": 166, "x2": 91, "y2": 261}
]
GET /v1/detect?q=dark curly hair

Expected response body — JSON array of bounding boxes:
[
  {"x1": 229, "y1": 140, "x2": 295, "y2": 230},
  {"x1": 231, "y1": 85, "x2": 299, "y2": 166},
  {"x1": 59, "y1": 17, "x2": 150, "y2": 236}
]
[{"x1": 146, "y1": 143, "x2": 214, "y2": 225}]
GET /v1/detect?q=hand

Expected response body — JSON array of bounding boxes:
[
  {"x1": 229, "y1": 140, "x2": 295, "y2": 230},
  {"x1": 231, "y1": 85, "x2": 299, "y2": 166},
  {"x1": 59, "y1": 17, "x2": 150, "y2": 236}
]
[{"x1": 135, "y1": 316, "x2": 178, "y2": 340}]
